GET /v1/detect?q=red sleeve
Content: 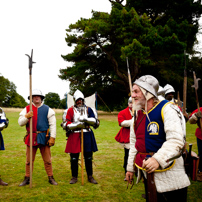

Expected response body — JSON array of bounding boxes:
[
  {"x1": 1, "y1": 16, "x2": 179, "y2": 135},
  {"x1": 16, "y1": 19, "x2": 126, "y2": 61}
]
[
  {"x1": 118, "y1": 109, "x2": 126, "y2": 126},
  {"x1": 66, "y1": 107, "x2": 74, "y2": 125},
  {"x1": 117, "y1": 107, "x2": 132, "y2": 126}
]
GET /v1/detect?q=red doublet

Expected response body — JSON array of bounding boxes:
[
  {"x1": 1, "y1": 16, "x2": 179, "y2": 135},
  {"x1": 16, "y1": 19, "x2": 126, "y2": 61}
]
[
  {"x1": 25, "y1": 105, "x2": 38, "y2": 146},
  {"x1": 115, "y1": 107, "x2": 132, "y2": 143}
]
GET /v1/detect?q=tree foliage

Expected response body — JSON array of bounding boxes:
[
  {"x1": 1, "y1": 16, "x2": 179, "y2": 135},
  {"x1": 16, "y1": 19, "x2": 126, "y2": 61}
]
[
  {"x1": 44, "y1": 92, "x2": 61, "y2": 109},
  {"x1": 0, "y1": 74, "x2": 27, "y2": 108},
  {"x1": 59, "y1": 0, "x2": 202, "y2": 110}
]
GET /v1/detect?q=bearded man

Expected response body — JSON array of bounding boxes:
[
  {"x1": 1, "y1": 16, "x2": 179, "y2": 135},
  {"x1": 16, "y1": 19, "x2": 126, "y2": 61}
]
[{"x1": 126, "y1": 75, "x2": 190, "y2": 202}]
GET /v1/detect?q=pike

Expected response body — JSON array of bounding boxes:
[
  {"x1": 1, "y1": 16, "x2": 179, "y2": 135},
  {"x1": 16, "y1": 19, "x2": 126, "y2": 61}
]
[
  {"x1": 25, "y1": 49, "x2": 35, "y2": 188},
  {"x1": 126, "y1": 57, "x2": 135, "y2": 115},
  {"x1": 80, "y1": 106, "x2": 84, "y2": 185},
  {"x1": 183, "y1": 50, "x2": 187, "y2": 114},
  {"x1": 177, "y1": 91, "x2": 183, "y2": 109},
  {"x1": 191, "y1": 71, "x2": 202, "y2": 132}
]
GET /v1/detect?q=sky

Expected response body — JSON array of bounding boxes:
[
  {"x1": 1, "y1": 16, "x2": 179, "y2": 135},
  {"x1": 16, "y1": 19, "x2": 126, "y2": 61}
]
[
  {"x1": 0, "y1": 0, "x2": 112, "y2": 102},
  {"x1": 0, "y1": 1, "x2": 201, "y2": 103}
]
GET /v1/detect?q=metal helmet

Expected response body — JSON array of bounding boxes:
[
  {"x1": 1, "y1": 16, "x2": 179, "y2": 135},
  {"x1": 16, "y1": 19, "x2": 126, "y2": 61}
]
[
  {"x1": 28, "y1": 89, "x2": 45, "y2": 100},
  {"x1": 73, "y1": 89, "x2": 85, "y2": 103},
  {"x1": 157, "y1": 86, "x2": 165, "y2": 101},
  {"x1": 157, "y1": 86, "x2": 165, "y2": 96},
  {"x1": 128, "y1": 97, "x2": 132, "y2": 103},
  {"x1": 134, "y1": 75, "x2": 159, "y2": 98},
  {"x1": 164, "y1": 84, "x2": 175, "y2": 95}
]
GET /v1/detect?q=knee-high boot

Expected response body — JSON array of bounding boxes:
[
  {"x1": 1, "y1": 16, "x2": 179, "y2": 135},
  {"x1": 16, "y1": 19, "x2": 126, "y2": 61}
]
[
  {"x1": 84, "y1": 152, "x2": 98, "y2": 184},
  {"x1": 69, "y1": 153, "x2": 79, "y2": 184}
]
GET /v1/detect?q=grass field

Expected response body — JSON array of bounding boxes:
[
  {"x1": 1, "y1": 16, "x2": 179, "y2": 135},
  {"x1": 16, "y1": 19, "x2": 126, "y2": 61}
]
[{"x1": 0, "y1": 110, "x2": 202, "y2": 202}]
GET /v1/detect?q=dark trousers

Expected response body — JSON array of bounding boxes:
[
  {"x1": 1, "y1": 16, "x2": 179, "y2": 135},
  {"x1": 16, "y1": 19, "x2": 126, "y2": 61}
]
[
  {"x1": 123, "y1": 148, "x2": 129, "y2": 174},
  {"x1": 197, "y1": 137, "x2": 202, "y2": 172},
  {"x1": 142, "y1": 170, "x2": 188, "y2": 202},
  {"x1": 70, "y1": 152, "x2": 93, "y2": 178}
]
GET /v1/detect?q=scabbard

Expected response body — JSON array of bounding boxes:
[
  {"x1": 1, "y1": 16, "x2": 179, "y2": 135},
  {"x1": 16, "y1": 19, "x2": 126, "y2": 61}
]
[{"x1": 147, "y1": 172, "x2": 157, "y2": 202}]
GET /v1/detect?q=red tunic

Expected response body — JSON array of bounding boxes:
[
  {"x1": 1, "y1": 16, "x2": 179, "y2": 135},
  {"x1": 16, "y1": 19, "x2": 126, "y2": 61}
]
[
  {"x1": 25, "y1": 105, "x2": 38, "y2": 146},
  {"x1": 190, "y1": 107, "x2": 202, "y2": 140},
  {"x1": 115, "y1": 107, "x2": 132, "y2": 143}
]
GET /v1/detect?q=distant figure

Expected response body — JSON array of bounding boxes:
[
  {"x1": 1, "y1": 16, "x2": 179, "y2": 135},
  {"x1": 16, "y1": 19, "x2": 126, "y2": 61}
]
[
  {"x1": 115, "y1": 97, "x2": 133, "y2": 180},
  {"x1": 164, "y1": 84, "x2": 175, "y2": 102},
  {"x1": 63, "y1": 90, "x2": 100, "y2": 184},
  {"x1": 18, "y1": 89, "x2": 58, "y2": 186},
  {"x1": 189, "y1": 108, "x2": 202, "y2": 182},
  {"x1": 0, "y1": 107, "x2": 9, "y2": 186}
]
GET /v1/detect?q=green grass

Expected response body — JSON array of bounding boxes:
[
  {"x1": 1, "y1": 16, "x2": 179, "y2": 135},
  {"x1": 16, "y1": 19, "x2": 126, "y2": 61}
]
[{"x1": 0, "y1": 112, "x2": 202, "y2": 202}]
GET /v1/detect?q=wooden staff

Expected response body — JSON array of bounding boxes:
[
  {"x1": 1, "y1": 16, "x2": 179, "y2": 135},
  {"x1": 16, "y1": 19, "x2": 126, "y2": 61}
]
[
  {"x1": 183, "y1": 50, "x2": 187, "y2": 114},
  {"x1": 25, "y1": 49, "x2": 35, "y2": 188},
  {"x1": 126, "y1": 57, "x2": 135, "y2": 115},
  {"x1": 80, "y1": 106, "x2": 84, "y2": 185},
  {"x1": 81, "y1": 128, "x2": 84, "y2": 185}
]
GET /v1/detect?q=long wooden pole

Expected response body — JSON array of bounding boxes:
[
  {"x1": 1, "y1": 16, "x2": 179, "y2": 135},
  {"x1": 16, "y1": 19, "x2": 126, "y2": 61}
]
[
  {"x1": 25, "y1": 49, "x2": 35, "y2": 188},
  {"x1": 183, "y1": 50, "x2": 187, "y2": 114},
  {"x1": 81, "y1": 128, "x2": 84, "y2": 185},
  {"x1": 29, "y1": 72, "x2": 33, "y2": 188},
  {"x1": 126, "y1": 57, "x2": 135, "y2": 116}
]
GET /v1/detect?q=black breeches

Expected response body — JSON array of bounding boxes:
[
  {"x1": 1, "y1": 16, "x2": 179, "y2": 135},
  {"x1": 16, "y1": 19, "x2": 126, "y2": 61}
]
[
  {"x1": 123, "y1": 148, "x2": 129, "y2": 173},
  {"x1": 70, "y1": 152, "x2": 93, "y2": 177}
]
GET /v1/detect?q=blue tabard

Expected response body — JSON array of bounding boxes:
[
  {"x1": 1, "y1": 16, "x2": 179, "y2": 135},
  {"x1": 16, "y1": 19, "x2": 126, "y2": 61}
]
[
  {"x1": 145, "y1": 99, "x2": 169, "y2": 153},
  {"x1": 36, "y1": 104, "x2": 50, "y2": 145}
]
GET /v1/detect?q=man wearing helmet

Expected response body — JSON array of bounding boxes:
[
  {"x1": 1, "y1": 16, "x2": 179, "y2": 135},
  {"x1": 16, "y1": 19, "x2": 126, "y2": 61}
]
[
  {"x1": 164, "y1": 84, "x2": 189, "y2": 121},
  {"x1": 126, "y1": 75, "x2": 190, "y2": 202},
  {"x1": 0, "y1": 107, "x2": 9, "y2": 186},
  {"x1": 164, "y1": 84, "x2": 175, "y2": 102},
  {"x1": 18, "y1": 89, "x2": 58, "y2": 186},
  {"x1": 63, "y1": 90, "x2": 99, "y2": 184},
  {"x1": 115, "y1": 97, "x2": 133, "y2": 180}
]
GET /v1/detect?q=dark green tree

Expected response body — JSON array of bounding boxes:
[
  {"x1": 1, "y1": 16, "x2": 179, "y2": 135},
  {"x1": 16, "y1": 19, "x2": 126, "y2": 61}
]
[
  {"x1": 44, "y1": 92, "x2": 61, "y2": 109},
  {"x1": 0, "y1": 74, "x2": 27, "y2": 107},
  {"x1": 59, "y1": 97, "x2": 67, "y2": 109},
  {"x1": 59, "y1": 0, "x2": 202, "y2": 110}
]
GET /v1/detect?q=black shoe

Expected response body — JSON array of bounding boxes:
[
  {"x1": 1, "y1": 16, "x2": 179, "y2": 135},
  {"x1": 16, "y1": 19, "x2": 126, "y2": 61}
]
[
  {"x1": 48, "y1": 176, "x2": 58, "y2": 185},
  {"x1": 0, "y1": 178, "x2": 8, "y2": 186},
  {"x1": 88, "y1": 176, "x2": 98, "y2": 184},
  {"x1": 19, "y1": 176, "x2": 30, "y2": 186},
  {"x1": 70, "y1": 177, "x2": 78, "y2": 184}
]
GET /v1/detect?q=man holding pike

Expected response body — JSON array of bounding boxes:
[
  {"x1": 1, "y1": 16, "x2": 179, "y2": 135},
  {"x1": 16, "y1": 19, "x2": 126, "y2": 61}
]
[
  {"x1": 126, "y1": 75, "x2": 190, "y2": 202},
  {"x1": 18, "y1": 89, "x2": 58, "y2": 186}
]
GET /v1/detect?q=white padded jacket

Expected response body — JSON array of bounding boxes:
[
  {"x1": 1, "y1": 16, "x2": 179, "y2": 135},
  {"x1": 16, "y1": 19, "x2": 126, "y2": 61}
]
[{"x1": 127, "y1": 102, "x2": 190, "y2": 193}]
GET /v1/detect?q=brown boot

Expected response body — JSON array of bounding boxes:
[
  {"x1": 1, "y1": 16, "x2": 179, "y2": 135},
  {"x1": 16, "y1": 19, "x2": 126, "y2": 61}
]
[
  {"x1": 88, "y1": 176, "x2": 98, "y2": 184},
  {"x1": 48, "y1": 176, "x2": 58, "y2": 185},
  {"x1": 19, "y1": 176, "x2": 30, "y2": 186},
  {"x1": 69, "y1": 177, "x2": 78, "y2": 184},
  {"x1": 0, "y1": 178, "x2": 8, "y2": 186},
  {"x1": 197, "y1": 172, "x2": 202, "y2": 182}
]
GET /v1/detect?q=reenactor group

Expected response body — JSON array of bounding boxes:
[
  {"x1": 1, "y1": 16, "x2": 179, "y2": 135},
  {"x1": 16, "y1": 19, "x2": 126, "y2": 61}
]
[{"x1": 1, "y1": 75, "x2": 202, "y2": 202}]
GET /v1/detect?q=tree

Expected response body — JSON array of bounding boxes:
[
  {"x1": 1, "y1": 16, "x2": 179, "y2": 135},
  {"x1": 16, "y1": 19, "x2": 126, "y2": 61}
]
[
  {"x1": 44, "y1": 92, "x2": 61, "y2": 109},
  {"x1": 59, "y1": 0, "x2": 202, "y2": 110},
  {"x1": 0, "y1": 74, "x2": 27, "y2": 107}
]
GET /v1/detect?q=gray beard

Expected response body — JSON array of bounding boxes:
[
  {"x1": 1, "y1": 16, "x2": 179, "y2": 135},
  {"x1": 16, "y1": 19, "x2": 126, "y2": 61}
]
[{"x1": 133, "y1": 98, "x2": 146, "y2": 111}]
